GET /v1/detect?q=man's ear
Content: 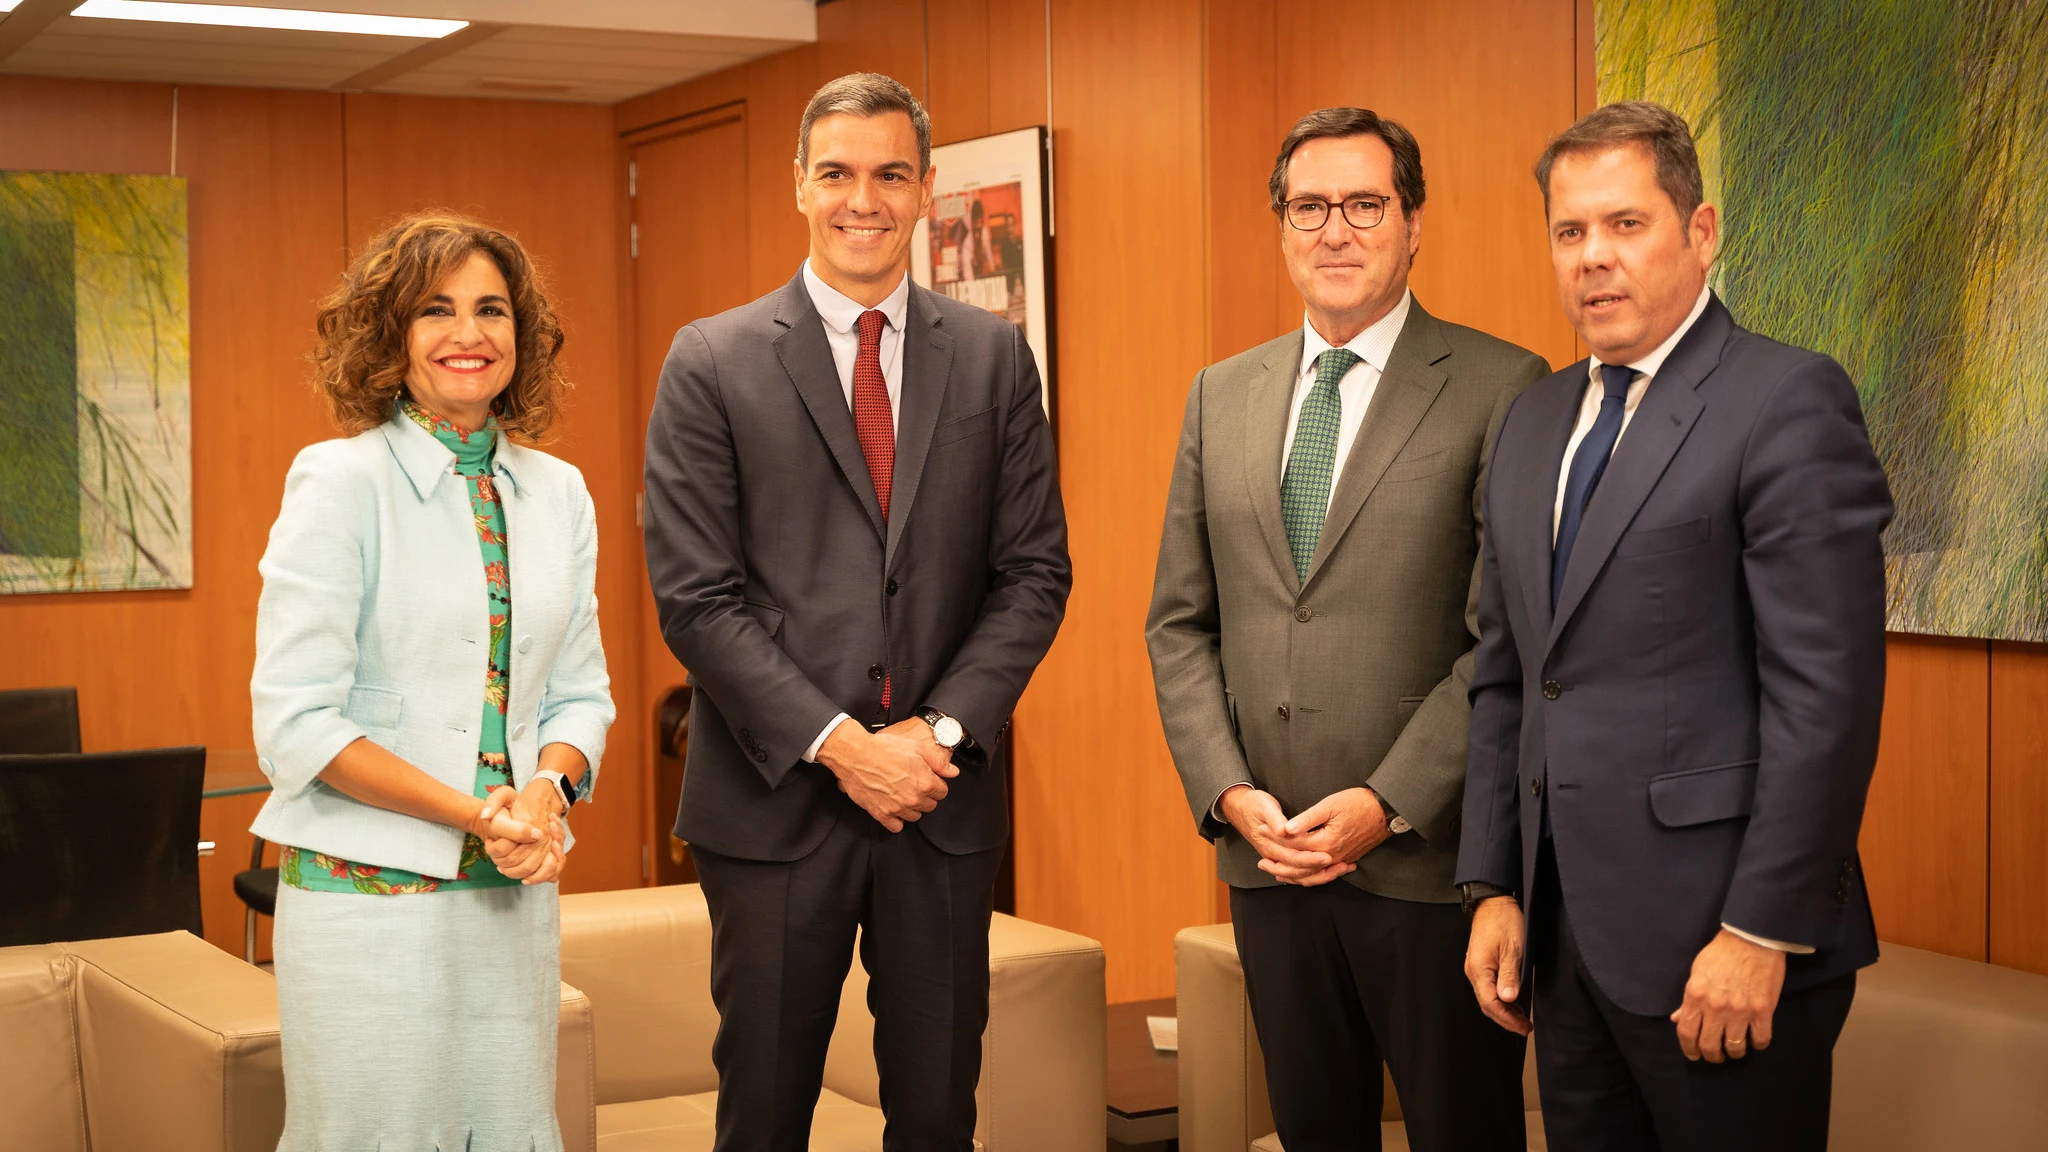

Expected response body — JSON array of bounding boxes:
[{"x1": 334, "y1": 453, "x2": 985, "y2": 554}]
[
  {"x1": 919, "y1": 163, "x2": 937, "y2": 220},
  {"x1": 793, "y1": 156, "x2": 807, "y2": 211},
  {"x1": 1690, "y1": 200, "x2": 1719, "y2": 265}
]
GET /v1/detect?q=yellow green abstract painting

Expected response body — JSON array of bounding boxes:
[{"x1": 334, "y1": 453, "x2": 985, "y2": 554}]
[
  {"x1": 0, "y1": 172, "x2": 190, "y2": 594},
  {"x1": 1597, "y1": 1, "x2": 2048, "y2": 642}
]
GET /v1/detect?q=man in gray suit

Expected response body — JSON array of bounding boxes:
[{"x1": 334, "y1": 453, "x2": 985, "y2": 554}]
[
  {"x1": 643, "y1": 73, "x2": 1070, "y2": 1150},
  {"x1": 1457, "y1": 102, "x2": 1891, "y2": 1151},
  {"x1": 1146, "y1": 108, "x2": 1545, "y2": 1151}
]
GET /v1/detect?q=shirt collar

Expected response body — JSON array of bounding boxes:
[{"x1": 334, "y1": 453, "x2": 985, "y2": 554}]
[
  {"x1": 381, "y1": 405, "x2": 522, "y2": 499},
  {"x1": 1590, "y1": 281, "x2": 1713, "y2": 383},
  {"x1": 803, "y1": 259, "x2": 910, "y2": 336},
  {"x1": 1300, "y1": 289, "x2": 1412, "y2": 378}
]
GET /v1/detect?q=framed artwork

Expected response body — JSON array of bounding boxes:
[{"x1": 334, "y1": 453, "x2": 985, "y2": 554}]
[
  {"x1": 1598, "y1": 0, "x2": 2048, "y2": 642},
  {"x1": 0, "y1": 171, "x2": 191, "y2": 594},
  {"x1": 911, "y1": 126, "x2": 1054, "y2": 422}
]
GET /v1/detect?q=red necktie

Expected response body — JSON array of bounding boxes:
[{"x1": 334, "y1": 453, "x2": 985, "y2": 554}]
[
  {"x1": 853, "y1": 309, "x2": 895, "y2": 710},
  {"x1": 853, "y1": 310, "x2": 895, "y2": 519}
]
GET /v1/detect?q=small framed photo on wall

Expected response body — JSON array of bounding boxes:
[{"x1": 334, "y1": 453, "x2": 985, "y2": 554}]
[{"x1": 912, "y1": 126, "x2": 1054, "y2": 424}]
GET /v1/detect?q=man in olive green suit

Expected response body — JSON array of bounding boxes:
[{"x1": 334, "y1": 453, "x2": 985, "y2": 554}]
[{"x1": 1146, "y1": 108, "x2": 1547, "y2": 1152}]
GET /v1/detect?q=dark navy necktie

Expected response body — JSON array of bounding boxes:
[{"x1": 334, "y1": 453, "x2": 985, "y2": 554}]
[{"x1": 1551, "y1": 363, "x2": 1636, "y2": 607}]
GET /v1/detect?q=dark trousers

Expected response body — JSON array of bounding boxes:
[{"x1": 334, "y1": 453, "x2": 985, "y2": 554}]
[
  {"x1": 1231, "y1": 880, "x2": 1528, "y2": 1152},
  {"x1": 693, "y1": 811, "x2": 1002, "y2": 1152},
  {"x1": 1530, "y1": 841, "x2": 1855, "y2": 1152}
]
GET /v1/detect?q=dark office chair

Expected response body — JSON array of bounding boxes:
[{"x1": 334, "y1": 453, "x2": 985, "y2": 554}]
[
  {"x1": 234, "y1": 837, "x2": 278, "y2": 963},
  {"x1": 0, "y1": 686, "x2": 82, "y2": 754},
  {"x1": 0, "y1": 746, "x2": 206, "y2": 947}
]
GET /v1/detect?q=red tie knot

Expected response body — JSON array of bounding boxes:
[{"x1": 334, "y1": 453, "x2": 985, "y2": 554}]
[{"x1": 857, "y1": 309, "x2": 887, "y2": 346}]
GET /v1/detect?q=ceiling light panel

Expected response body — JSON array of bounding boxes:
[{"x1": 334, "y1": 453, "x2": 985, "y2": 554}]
[{"x1": 70, "y1": 1, "x2": 465, "y2": 38}]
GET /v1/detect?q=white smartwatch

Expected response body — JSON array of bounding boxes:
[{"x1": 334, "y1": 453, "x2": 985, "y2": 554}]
[{"x1": 536, "y1": 769, "x2": 577, "y2": 808}]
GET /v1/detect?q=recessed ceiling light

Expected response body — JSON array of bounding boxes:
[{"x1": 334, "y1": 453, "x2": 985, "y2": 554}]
[{"x1": 70, "y1": 1, "x2": 466, "y2": 38}]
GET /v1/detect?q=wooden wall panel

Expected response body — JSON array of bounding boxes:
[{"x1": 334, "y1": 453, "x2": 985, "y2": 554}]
[
  {"x1": 1862, "y1": 635, "x2": 1990, "y2": 959},
  {"x1": 1990, "y1": 641, "x2": 2048, "y2": 976},
  {"x1": 1009, "y1": 0, "x2": 1215, "y2": 1002},
  {"x1": 0, "y1": 75, "x2": 173, "y2": 173},
  {"x1": 985, "y1": 0, "x2": 1049, "y2": 136},
  {"x1": 1270, "y1": 1, "x2": 1580, "y2": 371},
  {"x1": 925, "y1": 0, "x2": 992, "y2": 144},
  {"x1": 1203, "y1": 0, "x2": 1280, "y2": 390},
  {"x1": 338, "y1": 93, "x2": 640, "y2": 895}
]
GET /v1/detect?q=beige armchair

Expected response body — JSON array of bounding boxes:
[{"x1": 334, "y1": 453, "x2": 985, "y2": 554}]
[
  {"x1": 558, "y1": 883, "x2": 1106, "y2": 1151},
  {"x1": 1177, "y1": 923, "x2": 2048, "y2": 1152}
]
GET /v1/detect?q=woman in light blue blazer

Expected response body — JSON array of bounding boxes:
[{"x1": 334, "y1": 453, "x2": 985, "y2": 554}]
[{"x1": 250, "y1": 213, "x2": 613, "y2": 1151}]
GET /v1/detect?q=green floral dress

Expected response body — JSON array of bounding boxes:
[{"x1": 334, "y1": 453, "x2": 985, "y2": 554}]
[{"x1": 281, "y1": 400, "x2": 519, "y2": 894}]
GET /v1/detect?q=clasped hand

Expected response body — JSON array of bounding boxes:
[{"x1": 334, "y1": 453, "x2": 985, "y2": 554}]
[
  {"x1": 1220, "y1": 785, "x2": 1392, "y2": 887},
  {"x1": 819, "y1": 718, "x2": 957, "y2": 832},
  {"x1": 470, "y1": 781, "x2": 568, "y2": 885}
]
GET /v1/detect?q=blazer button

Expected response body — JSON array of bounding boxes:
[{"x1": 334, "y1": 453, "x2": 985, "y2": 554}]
[
  {"x1": 886, "y1": 579, "x2": 899, "y2": 596},
  {"x1": 1295, "y1": 607, "x2": 1312, "y2": 623},
  {"x1": 1277, "y1": 704, "x2": 1290, "y2": 720},
  {"x1": 517, "y1": 635, "x2": 532, "y2": 653},
  {"x1": 1530, "y1": 776, "x2": 1543, "y2": 796},
  {"x1": 868, "y1": 664, "x2": 885, "y2": 681},
  {"x1": 1542, "y1": 680, "x2": 1562, "y2": 699},
  {"x1": 512, "y1": 723, "x2": 527, "y2": 739},
  {"x1": 754, "y1": 750, "x2": 768, "y2": 763}
]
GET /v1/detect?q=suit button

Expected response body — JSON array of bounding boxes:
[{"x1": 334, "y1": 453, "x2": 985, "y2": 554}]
[
  {"x1": 754, "y1": 750, "x2": 767, "y2": 763},
  {"x1": 1530, "y1": 777, "x2": 1543, "y2": 796},
  {"x1": 517, "y1": 635, "x2": 532, "y2": 654},
  {"x1": 512, "y1": 723, "x2": 527, "y2": 739},
  {"x1": 886, "y1": 580, "x2": 899, "y2": 596},
  {"x1": 1278, "y1": 705, "x2": 1291, "y2": 720},
  {"x1": 868, "y1": 664, "x2": 885, "y2": 681},
  {"x1": 1542, "y1": 681, "x2": 1562, "y2": 699},
  {"x1": 1295, "y1": 607, "x2": 1312, "y2": 623}
]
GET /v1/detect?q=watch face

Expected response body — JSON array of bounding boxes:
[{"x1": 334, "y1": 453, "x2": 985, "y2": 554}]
[{"x1": 934, "y1": 717, "x2": 964, "y2": 748}]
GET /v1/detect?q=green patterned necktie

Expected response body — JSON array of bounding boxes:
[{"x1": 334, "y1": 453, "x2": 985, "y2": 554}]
[{"x1": 1281, "y1": 348, "x2": 1361, "y2": 582}]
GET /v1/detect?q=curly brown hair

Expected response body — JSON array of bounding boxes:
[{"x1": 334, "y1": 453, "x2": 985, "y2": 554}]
[{"x1": 312, "y1": 212, "x2": 568, "y2": 442}]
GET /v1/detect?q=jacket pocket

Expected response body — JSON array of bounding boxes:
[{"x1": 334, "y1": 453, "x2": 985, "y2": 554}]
[
  {"x1": 743, "y1": 601, "x2": 784, "y2": 641},
  {"x1": 1379, "y1": 448, "x2": 1451, "y2": 484},
  {"x1": 933, "y1": 405, "x2": 998, "y2": 447},
  {"x1": 1616, "y1": 515, "x2": 1711, "y2": 557},
  {"x1": 1649, "y1": 760, "x2": 1758, "y2": 827},
  {"x1": 345, "y1": 685, "x2": 403, "y2": 737},
  {"x1": 1396, "y1": 695, "x2": 1427, "y2": 720}
]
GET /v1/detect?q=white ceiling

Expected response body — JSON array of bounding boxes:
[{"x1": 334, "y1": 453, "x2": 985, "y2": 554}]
[{"x1": 0, "y1": 0, "x2": 816, "y2": 103}]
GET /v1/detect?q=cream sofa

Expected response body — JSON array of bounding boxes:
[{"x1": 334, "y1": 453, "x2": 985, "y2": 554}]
[
  {"x1": 0, "y1": 929, "x2": 595, "y2": 1152},
  {"x1": 1176, "y1": 923, "x2": 2048, "y2": 1152},
  {"x1": 558, "y1": 883, "x2": 1107, "y2": 1151}
]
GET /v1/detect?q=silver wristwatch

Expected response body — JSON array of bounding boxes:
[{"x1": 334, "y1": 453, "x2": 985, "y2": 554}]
[{"x1": 916, "y1": 707, "x2": 965, "y2": 750}]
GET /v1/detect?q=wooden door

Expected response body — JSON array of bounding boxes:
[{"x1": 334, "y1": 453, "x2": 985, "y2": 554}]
[{"x1": 629, "y1": 110, "x2": 752, "y2": 864}]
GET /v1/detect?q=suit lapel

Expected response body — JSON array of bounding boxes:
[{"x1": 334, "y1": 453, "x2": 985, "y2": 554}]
[
  {"x1": 1303, "y1": 304, "x2": 1449, "y2": 589},
  {"x1": 1545, "y1": 296, "x2": 1731, "y2": 651},
  {"x1": 771, "y1": 272, "x2": 886, "y2": 538},
  {"x1": 1243, "y1": 332, "x2": 1305, "y2": 594},
  {"x1": 886, "y1": 285, "x2": 953, "y2": 567},
  {"x1": 1519, "y1": 372, "x2": 1584, "y2": 641}
]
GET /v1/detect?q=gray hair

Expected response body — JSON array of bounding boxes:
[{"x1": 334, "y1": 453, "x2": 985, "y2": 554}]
[
  {"x1": 1534, "y1": 100, "x2": 1705, "y2": 220},
  {"x1": 1269, "y1": 107, "x2": 1427, "y2": 216},
  {"x1": 797, "y1": 72, "x2": 932, "y2": 174}
]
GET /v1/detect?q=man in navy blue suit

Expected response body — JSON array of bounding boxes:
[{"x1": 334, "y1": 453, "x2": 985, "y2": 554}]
[{"x1": 1455, "y1": 101, "x2": 1894, "y2": 1151}]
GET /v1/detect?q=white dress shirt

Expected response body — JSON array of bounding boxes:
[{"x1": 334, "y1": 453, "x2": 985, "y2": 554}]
[
  {"x1": 1548, "y1": 282, "x2": 1809, "y2": 956},
  {"x1": 1212, "y1": 293, "x2": 1415, "y2": 825},
  {"x1": 1281, "y1": 290, "x2": 1413, "y2": 506},
  {"x1": 799, "y1": 262, "x2": 912, "y2": 764}
]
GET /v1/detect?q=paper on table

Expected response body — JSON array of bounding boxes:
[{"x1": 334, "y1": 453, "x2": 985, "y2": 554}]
[{"x1": 1146, "y1": 1015, "x2": 1178, "y2": 1052}]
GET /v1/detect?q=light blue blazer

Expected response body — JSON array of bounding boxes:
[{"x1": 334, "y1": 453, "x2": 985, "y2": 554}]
[{"x1": 249, "y1": 413, "x2": 614, "y2": 878}]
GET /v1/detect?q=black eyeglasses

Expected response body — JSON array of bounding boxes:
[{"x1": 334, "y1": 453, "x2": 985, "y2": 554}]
[{"x1": 1284, "y1": 195, "x2": 1390, "y2": 231}]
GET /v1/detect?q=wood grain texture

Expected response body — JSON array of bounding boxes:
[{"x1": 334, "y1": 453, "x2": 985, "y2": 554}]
[
  {"x1": 1202, "y1": 0, "x2": 1280, "y2": 378},
  {"x1": 1271, "y1": 0, "x2": 1579, "y2": 370},
  {"x1": 1862, "y1": 634, "x2": 1989, "y2": 960},
  {"x1": 0, "y1": 75, "x2": 172, "y2": 173},
  {"x1": 985, "y1": 0, "x2": 1049, "y2": 136},
  {"x1": 1990, "y1": 640, "x2": 2048, "y2": 975},
  {"x1": 1008, "y1": 0, "x2": 1216, "y2": 1003},
  {"x1": 926, "y1": 0, "x2": 992, "y2": 144},
  {"x1": 339, "y1": 93, "x2": 641, "y2": 895},
  {"x1": 628, "y1": 114, "x2": 754, "y2": 847}
]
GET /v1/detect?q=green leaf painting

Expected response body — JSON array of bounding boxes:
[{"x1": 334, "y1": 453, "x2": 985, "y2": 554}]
[
  {"x1": 1598, "y1": 1, "x2": 2048, "y2": 641},
  {"x1": 0, "y1": 172, "x2": 190, "y2": 594}
]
